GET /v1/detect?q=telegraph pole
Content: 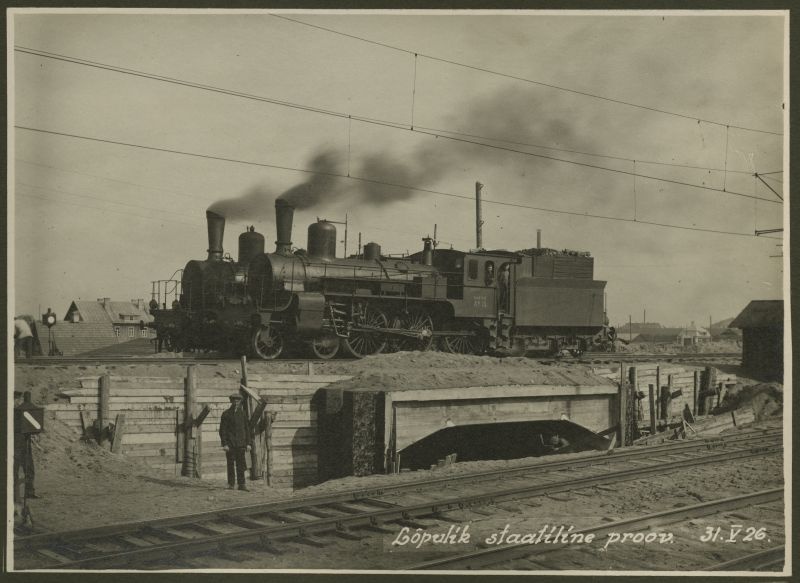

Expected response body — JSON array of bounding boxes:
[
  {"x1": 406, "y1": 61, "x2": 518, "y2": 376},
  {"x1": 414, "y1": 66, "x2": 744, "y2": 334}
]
[{"x1": 475, "y1": 181, "x2": 484, "y2": 249}]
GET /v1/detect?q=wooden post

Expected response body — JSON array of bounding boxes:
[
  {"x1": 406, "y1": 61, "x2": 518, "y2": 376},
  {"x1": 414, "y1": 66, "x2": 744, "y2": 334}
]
[
  {"x1": 628, "y1": 366, "x2": 642, "y2": 427},
  {"x1": 182, "y1": 365, "x2": 197, "y2": 477},
  {"x1": 111, "y1": 413, "x2": 126, "y2": 453},
  {"x1": 241, "y1": 355, "x2": 263, "y2": 481},
  {"x1": 660, "y1": 385, "x2": 671, "y2": 421},
  {"x1": 617, "y1": 362, "x2": 627, "y2": 446},
  {"x1": 693, "y1": 370, "x2": 700, "y2": 416},
  {"x1": 195, "y1": 420, "x2": 203, "y2": 479},
  {"x1": 176, "y1": 408, "x2": 184, "y2": 463},
  {"x1": 703, "y1": 366, "x2": 716, "y2": 414},
  {"x1": 655, "y1": 366, "x2": 661, "y2": 406},
  {"x1": 98, "y1": 374, "x2": 111, "y2": 447},
  {"x1": 648, "y1": 384, "x2": 657, "y2": 435}
]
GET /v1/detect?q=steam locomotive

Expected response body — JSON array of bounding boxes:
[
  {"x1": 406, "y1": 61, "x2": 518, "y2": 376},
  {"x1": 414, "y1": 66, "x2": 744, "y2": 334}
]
[{"x1": 150, "y1": 200, "x2": 614, "y2": 359}]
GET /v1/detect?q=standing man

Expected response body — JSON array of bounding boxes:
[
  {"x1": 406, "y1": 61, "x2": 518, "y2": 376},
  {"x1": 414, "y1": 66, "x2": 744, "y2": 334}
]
[
  {"x1": 14, "y1": 318, "x2": 33, "y2": 359},
  {"x1": 14, "y1": 391, "x2": 38, "y2": 499},
  {"x1": 498, "y1": 264, "x2": 510, "y2": 312},
  {"x1": 219, "y1": 393, "x2": 252, "y2": 491}
]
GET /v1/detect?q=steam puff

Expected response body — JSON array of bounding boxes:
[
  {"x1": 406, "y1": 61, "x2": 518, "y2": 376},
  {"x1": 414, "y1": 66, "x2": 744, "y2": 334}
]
[
  {"x1": 278, "y1": 150, "x2": 346, "y2": 209},
  {"x1": 207, "y1": 184, "x2": 277, "y2": 220}
]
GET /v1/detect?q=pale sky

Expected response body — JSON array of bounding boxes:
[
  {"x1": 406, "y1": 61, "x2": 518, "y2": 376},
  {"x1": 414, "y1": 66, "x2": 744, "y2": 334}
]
[{"x1": 10, "y1": 10, "x2": 786, "y2": 327}]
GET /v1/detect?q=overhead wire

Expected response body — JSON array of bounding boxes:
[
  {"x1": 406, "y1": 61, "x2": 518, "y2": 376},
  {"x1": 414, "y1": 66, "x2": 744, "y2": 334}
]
[
  {"x1": 14, "y1": 46, "x2": 778, "y2": 203},
  {"x1": 15, "y1": 158, "x2": 202, "y2": 200},
  {"x1": 15, "y1": 125, "x2": 780, "y2": 239},
  {"x1": 268, "y1": 13, "x2": 783, "y2": 137},
  {"x1": 18, "y1": 180, "x2": 206, "y2": 220},
  {"x1": 19, "y1": 191, "x2": 204, "y2": 228}
]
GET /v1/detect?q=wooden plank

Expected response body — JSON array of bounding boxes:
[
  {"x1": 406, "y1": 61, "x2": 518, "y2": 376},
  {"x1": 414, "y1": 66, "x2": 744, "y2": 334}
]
[
  {"x1": 111, "y1": 414, "x2": 126, "y2": 453},
  {"x1": 387, "y1": 384, "x2": 617, "y2": 402},
  {"x1": 122, "y1": 432, "x2": 181, "y2": 445}
]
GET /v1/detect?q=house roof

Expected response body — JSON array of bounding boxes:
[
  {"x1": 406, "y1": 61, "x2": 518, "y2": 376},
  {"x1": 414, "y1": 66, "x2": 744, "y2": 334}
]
[
  {"x1": 35, "y1": 321, "x2": 118, "y2": 356},
  {"x1": 67, "y1": 299, "x2": 153, "y2": 324},
  {"x1": 67, "y1": 301, "x2": 111, "y2": 323},
  {"x1": 102, "y1": 301, "x2": 153, "y2": 323},
  {"x1": 729, "y1": 300, "x2": 783, "y2": 329}
]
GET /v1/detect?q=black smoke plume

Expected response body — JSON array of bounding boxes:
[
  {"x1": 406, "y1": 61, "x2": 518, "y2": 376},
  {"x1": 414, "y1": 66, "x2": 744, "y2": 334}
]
[{"x1": 207, "y1": 85, "x2": 592, "y2": 217}]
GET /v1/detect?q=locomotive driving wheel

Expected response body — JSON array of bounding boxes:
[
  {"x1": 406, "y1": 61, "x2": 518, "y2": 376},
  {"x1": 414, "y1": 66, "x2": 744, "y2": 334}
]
[
  {"x1": 344, "y1": 303, "x2": 388, "y2": 358},
  {"x1": 310, "y1": 332, "x2": 340, "y2": 360},
  {"x1": 252, "y1": 325, "x2": 283, "y2": 360},
  {"x1": 442, "y1": 333, "x2": 482, "y2": 355},
  {"x1": 391, "y1": 309, "x2": 434, "y2": 352}
]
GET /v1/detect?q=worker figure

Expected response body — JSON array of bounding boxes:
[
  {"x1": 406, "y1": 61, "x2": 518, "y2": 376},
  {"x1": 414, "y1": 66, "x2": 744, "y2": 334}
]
[
  {"x1": 219, "y1": 393, "x2": 252, "y2": 491},
  {"x1": 14, "y1": 391, "x2": 38, "y2": 499},
  {"x1": 148, "y1": 298, "x2": 159, "y2": 314},
  {"x1": 14, "y1": 318, "x2": 33, "y2": 359},
  {"x1": 485, "y1": 263, "x2": 495, "y2": 286},
  {"x1": 498, "y1": 264, "x2": 510, "y2": 312}
]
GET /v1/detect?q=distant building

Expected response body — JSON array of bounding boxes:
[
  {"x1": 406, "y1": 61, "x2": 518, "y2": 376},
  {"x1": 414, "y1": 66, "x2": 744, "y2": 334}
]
[
  {"x1": 729, "y1": 300, "x2": 783, "y2": 381},
  {"x1": 616, "y1": 322, "x2": 663, "y2": 339},
  {"x1": 631, "y1": 328, "x2": 684, "y2": 345},
  {"x1": 631, "y1": 323, "x2": 711, "y2": 346},
  {"x1": 677, "y1": 323, "x2": 712, "y2": 346},
  {"x1": 35, "y1": 298, "x2": 155, "y2": 356}
]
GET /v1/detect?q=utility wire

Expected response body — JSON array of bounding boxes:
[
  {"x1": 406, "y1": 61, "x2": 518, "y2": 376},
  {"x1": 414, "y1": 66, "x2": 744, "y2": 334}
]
[
  {"x1": 416, "y1": 125, "x2": 756, "y2": 175},
  {"x1": 269, "y1": 13, "x2": 783, "y2": 137},
  {"x1": 15, "y1": 124, "x2": 779, "y2": 239},
  {"x1": 19, "y1": 191, "x2": 204, "y2": 228},
  {"x1": 15, "y1": 46, "x2": 776, "y2": 200},
  {"x1": 18, "y1": 180, "x2": 205, "y2": 220},
  {"x1": 16, "y1": 158, "x2": 202, "y2": 200}
]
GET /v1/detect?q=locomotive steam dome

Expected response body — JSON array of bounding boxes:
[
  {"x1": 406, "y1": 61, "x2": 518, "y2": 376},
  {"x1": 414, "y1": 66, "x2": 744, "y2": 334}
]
[
  {"x1": 307, "y1": 220, "x2": 337, "y2": 261},
  {"x1": 238, "y1": 226, "x2": 265, "y2": 265}
]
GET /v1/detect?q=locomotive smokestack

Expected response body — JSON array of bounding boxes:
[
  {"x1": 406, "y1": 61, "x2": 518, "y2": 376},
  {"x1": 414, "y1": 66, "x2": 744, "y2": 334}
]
[
  {"x1": 275, "y1": 199, "x2": 295, "y2": 255},
  {"x1": 537, "y1": 229, "x2": 542, "y2": 249},
  {"x1": 206, "y1": 210, "x2": 225, "y2": 261},
  {"x1": 475, "y1": 181, "x2": 484, "y2": 249}
]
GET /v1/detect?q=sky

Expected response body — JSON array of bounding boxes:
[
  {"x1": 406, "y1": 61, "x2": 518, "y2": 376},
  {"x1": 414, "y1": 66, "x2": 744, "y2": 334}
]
[{"x1": 9, "y1": 10, "x2": 786, "y2": 328}]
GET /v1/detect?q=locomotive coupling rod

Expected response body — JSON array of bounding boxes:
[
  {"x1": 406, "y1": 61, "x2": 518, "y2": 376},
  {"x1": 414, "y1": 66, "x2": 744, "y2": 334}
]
[{"x1": 352, "y1": 325, "x2": 431, "y2": 339}]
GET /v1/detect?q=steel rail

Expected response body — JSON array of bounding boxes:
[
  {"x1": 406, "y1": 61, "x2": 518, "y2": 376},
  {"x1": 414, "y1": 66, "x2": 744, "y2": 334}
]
[
  {"x1": 702, "y1": 546, "x2": 786, "y2": 571},
  {"x1": 17, "y1": 442, "x2": 782, "y2": 569},
  {"x1": 17, "y1": 428, "x2": 780, "y2": 548},
  {"x1": 407, "y1": 488, "x2": 785, "y2": 570}
]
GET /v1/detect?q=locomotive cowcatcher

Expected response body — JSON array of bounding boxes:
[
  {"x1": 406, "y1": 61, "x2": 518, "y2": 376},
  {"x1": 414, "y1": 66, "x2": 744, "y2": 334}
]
[{"x1": 149, "y1": 200, "x2": 614, "y2": 359}]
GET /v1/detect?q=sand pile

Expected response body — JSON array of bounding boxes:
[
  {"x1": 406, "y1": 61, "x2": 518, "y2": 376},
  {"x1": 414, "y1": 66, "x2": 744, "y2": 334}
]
[{"x1": 321, "y1": 351, "x2": 613, "y2": 391}]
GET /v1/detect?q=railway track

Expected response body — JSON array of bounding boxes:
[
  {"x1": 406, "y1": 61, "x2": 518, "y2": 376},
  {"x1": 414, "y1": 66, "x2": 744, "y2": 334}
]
[
  {"x1": 15, "y1": 352, "x2": 741, "y2": 367},
  {"x1": 15, "y1": 428, "x2": 781, "y2": 570},
  {"x1": 408, "y1": 488, "x2": 785, "y2": 570}
]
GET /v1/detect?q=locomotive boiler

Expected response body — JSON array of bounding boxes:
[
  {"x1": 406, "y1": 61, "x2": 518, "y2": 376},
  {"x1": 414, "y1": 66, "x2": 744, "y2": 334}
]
[{"x1": 151, "y1": 199, "x2": 614, "y2": 359}]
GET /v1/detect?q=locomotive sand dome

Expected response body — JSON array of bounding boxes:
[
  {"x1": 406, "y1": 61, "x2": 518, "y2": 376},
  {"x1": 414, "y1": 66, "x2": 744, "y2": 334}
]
[{"x1": 151, "y1": 198, "x2": 614, "y2": 359}]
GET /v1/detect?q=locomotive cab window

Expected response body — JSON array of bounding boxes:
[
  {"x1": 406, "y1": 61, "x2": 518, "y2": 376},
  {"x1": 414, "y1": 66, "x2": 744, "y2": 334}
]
[
  {"x1": 467, "y1": 259, "x2": 479, "y2": 280},
  {"x1": 484, "y1": 261, "x2": 495, "y2": 286}
]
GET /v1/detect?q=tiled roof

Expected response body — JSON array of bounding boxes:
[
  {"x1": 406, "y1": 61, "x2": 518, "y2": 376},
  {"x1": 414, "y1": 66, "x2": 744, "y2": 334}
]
[
  {"x1": 67, "y1": 300, "x2": 154, "y2": 324},
  {"x1": 68, "y1": 301, "x2": 112, "y2": 323},
  {"x1": 729, "y1": 300, "x2": 783, "y2": 329},
  {"x1": 40, "y1": 322, "x2": 118, "y2": 356},
  {"x1": 102, "y1": 301, "x2": 153, "y2": 324}
]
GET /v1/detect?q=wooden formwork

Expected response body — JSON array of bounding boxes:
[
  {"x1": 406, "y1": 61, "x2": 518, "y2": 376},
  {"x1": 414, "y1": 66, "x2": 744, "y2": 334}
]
[{"x1": 47, "y1": 372, "x2": 349, "y2": 489}]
